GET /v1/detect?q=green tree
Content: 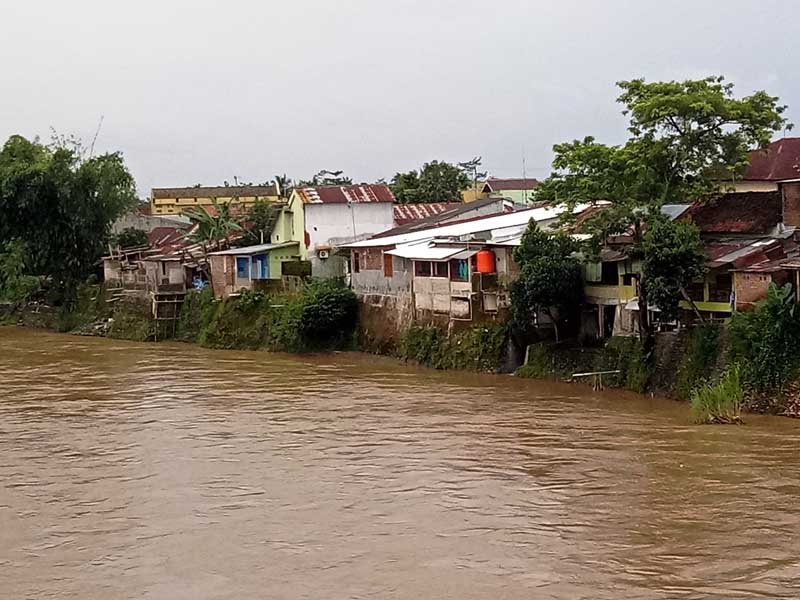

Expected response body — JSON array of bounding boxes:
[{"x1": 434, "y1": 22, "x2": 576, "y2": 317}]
[
  {"x1": 113, "y1": 227, "x2": 149, "y2": 249},
  {"x1": 536, "y1": 76, "x2": 789, "y2": 342},
  {"x1": 0, "y1": 134, "x2": 137, "y2": 297},
  {"x1": 242, "y1": 199, "x2": 280, "y2": 245},
  {"x1": 642, "y1": 217, "x2": 706, "y2": 322},
  {"x1": 299, "y1": 170, "x2": 352, "y2": 186},
  {"x1": 0, "y1": 240, "x2": 40, "y2": 303},
  {"x1": 728, "y1": 283, "x2": 800, "y2": 396},
  {"x1": 458, "y1": 156, "x2": 487, "y2": 197},
  {"x1": 184, "y1": 199, "x2": 244, "y2": 254},
  {"x1": 274, "y1": 173, "x2": 292, "y2": 197},
  {"x1": 510, "y1": 221, "x2": 584, "y2": 343},
  {"x1": 390, "y1": 160, "x2": 470, "y2": 203}
]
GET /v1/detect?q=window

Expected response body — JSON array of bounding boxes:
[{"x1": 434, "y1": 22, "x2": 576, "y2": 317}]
[
  {"x1": 415, "y1": 261, "x2": 431, "y2": 277},
  {"x1": 433, "y1": 262, "x2": 449, "y2": 278},
  {"x1": 252, "y1": 255, "x2": 268, "y2": 279},
  {"x1": 383, "y1": 253, "x2": 393, "y2": 277},
  {"x1": 622, "y1": 273, "x2": 635, "y2": 286},
  {"x1": 601, "y1": 262, "x2": 618, "y2": 285},
  {"x1": 353, "y1": 252, "x2": 361, "y2": 273},
  {"x1": 236, "y1": 256, "x2": 250, "y2": 279},
  {"x1": 449, "y1": 259, "x2": 469, "y2": 282}
]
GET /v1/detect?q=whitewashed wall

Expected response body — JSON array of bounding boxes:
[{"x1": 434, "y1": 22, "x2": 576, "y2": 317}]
[{"x1": 305, "y1": 203, "x2": 395, "y2": 277}]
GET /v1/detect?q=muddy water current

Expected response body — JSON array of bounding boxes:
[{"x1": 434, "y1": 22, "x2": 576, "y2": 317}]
[{"x1": 1, "y1": 328, "x2": 799, "y2": 599}]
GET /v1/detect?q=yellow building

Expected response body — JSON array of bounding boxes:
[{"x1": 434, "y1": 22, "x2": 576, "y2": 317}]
[{"x1": 150, "y1": 184, "x2": 282, "y2": 215}]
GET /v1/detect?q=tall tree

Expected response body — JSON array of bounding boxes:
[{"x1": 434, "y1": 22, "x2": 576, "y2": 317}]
[
  {"x1": 458, "y1": 156, "x2": 487, "y2": 197},
  {"x1": 184, "y1": 199, "x2": 244, "y2": 253},
  {"x1": 112, "y1": 227, "x2": 149, "y2": 249},
  {"x1": 274, "y1": 173, "x2": 292, "y2": 197},
  {"x1": 510, "y1": 221, "x2": 584, "y2": 343},
  {"x1": 642, "y1": 217, "x2": 707, "y2": 322},
  {"x1": 0, "y1": 134, "x2": 137, "y2": 297},
  {"x1": 536, "y1": 76, "x2": 789, "y2": 343},
  {"x1": 299, "y1": 170, "x2": 353, "y2": 186},
  {"x1": 242, "y1": 199, "x2": 280, "y2": 245},
  {"x1": 390, "y1": 160, "x2": 470, "y2": 203}
]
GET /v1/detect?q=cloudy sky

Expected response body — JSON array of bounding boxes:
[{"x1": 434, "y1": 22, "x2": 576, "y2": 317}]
[{"x1": 3, "y1": 0, "x2": 797, "y2": 196}]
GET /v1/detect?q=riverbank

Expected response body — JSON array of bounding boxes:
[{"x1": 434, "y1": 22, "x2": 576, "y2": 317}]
[{"x1": 5, "y1": 285, "x2": 800, "y2": 420}]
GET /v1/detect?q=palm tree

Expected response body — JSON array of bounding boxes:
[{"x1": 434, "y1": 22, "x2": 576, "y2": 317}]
[{"x1": 184, "y1": 199, "x2": 244, "y2": 258}]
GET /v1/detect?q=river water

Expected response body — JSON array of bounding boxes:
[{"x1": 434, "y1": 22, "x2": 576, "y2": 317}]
[{"x1": 1, "y1": 328, "x2": 799, "y2": 599}]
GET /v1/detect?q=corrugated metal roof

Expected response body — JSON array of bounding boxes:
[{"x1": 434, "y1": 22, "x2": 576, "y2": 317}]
[
  {"x1": 661, "y1": 204, "x2": 693, "y2": 220},
  {"x1": 682, "y1": 192, "x2": 781, "y2": 234},
  {"x1": 152, "y1": 185, "x2": 279, "y2": 199},
  {"x1": 451, "y1": 249, "x2": 480, "y2": 260},
  {"x1": 386, "y1": 242, "x2": 479, "y2": 261},
  {"x1": 745, "y1": 138, "x2": 800, "y2": 181},
  {"x1": 482, "y1": 178, "x2": 540, "y2": 192},
  {"x1": 393, "y1": 202, "x2": 459, "y2": 224},
  {"x1": 386, "y1": 243, "x2": 462, "y2": 260},
  {"x1": 294, "y1": 184, "x2": 395, "y2": 204},
  {"x1": 704, "y1": 237, "x2": 784, "y2": 268},
  {"x1": 377, "y1": 198, "x2": 510, "y2": 238},
  {"x1": 346, "y1": 204, "x2": 588, "y2": 249},
  {"x1": 208, "y1": 242, "x2": 299, "y2": 256}
]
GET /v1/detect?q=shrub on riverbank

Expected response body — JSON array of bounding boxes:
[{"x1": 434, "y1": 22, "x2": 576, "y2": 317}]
[
  {"x1": 107, "y1": 297, "x2": 155, "y2": 342},
  {"x1": 690, "y1": 365, "x2": 743, "y2": 424},
  {"x1": 398, "y1": 323, "x2": 508, "y2": 372},
  {"x1": 675, "y1": 324, "x2": 721, "y2": 400},
  {"x1": 177, "y1": 280, "x2": 359, "y2": 353},
  {"x1": 516, "y1": 336, "x2": 648, "y2": 393},
  {"x1": 728, "y1": 283, "x2": 800, "y2": 413}
]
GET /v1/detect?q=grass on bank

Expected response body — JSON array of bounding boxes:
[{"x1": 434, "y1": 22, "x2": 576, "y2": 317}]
[{"x1": 690, "y1": 365, "x2": 743, "y2": 424}]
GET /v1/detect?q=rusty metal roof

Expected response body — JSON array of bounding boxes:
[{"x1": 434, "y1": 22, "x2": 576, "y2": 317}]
[
  {"x1": 482, "y1": 178, "x2": 540, "y2": 192},
  {"x1": 393, "y1": 202, "x2": 460, "y2": 225},
  {"x1": 294, "y1": 184, "x2": 395, "y2": 204},
  {"x1": 152, "y1": 185, "x2": 279, "y2": 199},
  {"x1": 683, "y1": 192, "x2": 782, "y2": 234},
  {"x1": 745, "y1": 138, "x2": 800, "y2": 181}
]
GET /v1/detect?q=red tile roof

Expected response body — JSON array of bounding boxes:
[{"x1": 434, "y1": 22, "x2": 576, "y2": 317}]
[
  {"x1": 483, "y1": 178, "x2": 540, "y2": 192},
  {"x1": 294, "y1": 184, "x2": 395, "y2": 204},
  {"x1": 683, "y1": 191, "x2": 781, "y2": 234},
  {"x1": 745, "y1": 138, "x2": 800, "y2": 181},
  {"x1": 393, "y1": 202, "x2": 461, "y2": 225}
]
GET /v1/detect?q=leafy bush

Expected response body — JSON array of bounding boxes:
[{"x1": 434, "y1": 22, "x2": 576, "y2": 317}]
[
  {"x1": 175, "y1": 288, "x2": 216, "y2": 342},
  {"x1": 690, "y1": 365, "x2": 743, "y2": 424},
  {"x1": 675, "y1": 324, "x2": 721, "y2": 400},
  {"x1": 178, "y1": 281, "x2": 359, "y2": 353},
  {"x1": 728, "y1": 283, "x2": 800, "y2": 396},
  {"x1": 399, "y1": 325, "x2": 450, "y2": 368},
  {"x1": 107, "y1": 298, "x2": 154, "y2": 341},
  {"x1": 112, "y1": 227, "x2": 149, "y2": 249},
  {"x1": 199, "y1": 289, "x2": 273, "y2": 349},
  {"x1": 298, "y1": 280, "x2": 359, "y2": 350},
  {"x1": 398, "y1": 323, "x2": 508, "y2": 372},
  {"x1": 593, "y1": 336, "x2": 649, "y2": 392},
  {"x1": 516, "y1": 344, "x2": 563, "y2": 379},
  {"x1": 0, "y1": 240, "x2": 41, "y2": 303},
  {"x1": 516, "y1": 336, "x2": 648, "y2": 392}
]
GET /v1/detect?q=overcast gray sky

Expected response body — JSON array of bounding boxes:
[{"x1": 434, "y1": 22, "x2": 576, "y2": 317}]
[{"x1": 3, "y1": 0, "x2": 797, "y2": 196}]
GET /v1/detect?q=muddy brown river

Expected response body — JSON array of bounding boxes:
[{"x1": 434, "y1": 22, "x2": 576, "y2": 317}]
[{"x1": 1, "y1": 328, "x2": 799, "y2": 599}]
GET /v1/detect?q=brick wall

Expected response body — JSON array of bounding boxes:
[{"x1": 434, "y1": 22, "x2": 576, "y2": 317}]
[
  {"x1": 735, "y1": 272, "x2": 773, "y2": 310},
  {"x1": 782, "y1": 182, "x2": 800, "y2": 227},
  {"x1": 210, "y1": 256, "x2": 234, "y2": 299}
]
